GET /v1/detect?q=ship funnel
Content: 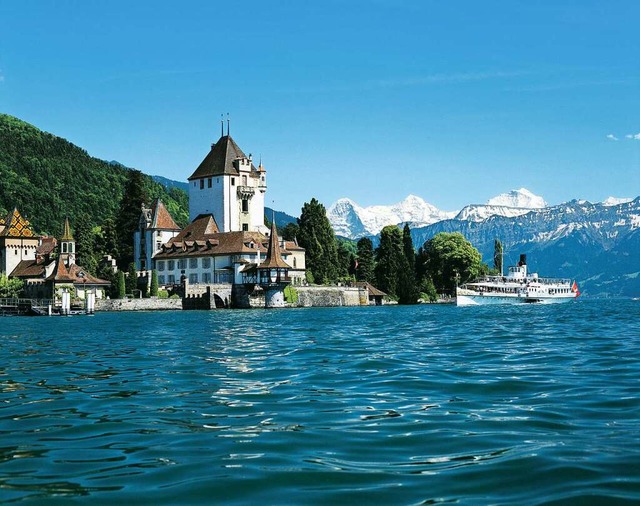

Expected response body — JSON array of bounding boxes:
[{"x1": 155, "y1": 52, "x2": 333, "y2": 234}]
[{"x1": 519, "y1": 254, "x2": 527, "y2": 266}]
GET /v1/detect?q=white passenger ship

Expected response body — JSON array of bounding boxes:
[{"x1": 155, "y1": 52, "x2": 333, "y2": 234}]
[{"x1": 456, "y1": 254, "x2": 580, "y2": 306}]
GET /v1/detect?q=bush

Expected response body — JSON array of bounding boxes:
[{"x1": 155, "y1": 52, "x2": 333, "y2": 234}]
[
  {"x1": 284, "y1": 285, "x2": 298, "y2": 303},
  {"x1": 157, "y1": 289, "x2": 169, "y2": 299}
]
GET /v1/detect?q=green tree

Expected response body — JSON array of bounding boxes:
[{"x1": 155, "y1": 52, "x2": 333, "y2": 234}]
[
  {"x1": 116, "y1": 169, "x2": 148, "y2": 268},
  {"x1": 0, "y1": 274, "x2": 23, "y2": 298},
  {"x1": 355, "y1": 237, "x2": 375, "y2": 283},
  {"x1": 281, "y1": 222, "x2": 299, "y2": 241},
  {"x1": 125, "y1": 263, "x2": 138, "y2": 295},
  {"x1": 74, "y1": 214, "x2": 98, "y2": 273},
  {"x1": 337, "y1": 239, "x2": 356, "y2": 279},
  {"x1": 150, "y1": 269, "x2": 159, "y2": 297},
  {"x1": 397, "y1": 224, "x2": 419, "y2": 304},
  {"x1": 419, "y1": 232, "x2": 484, "y2": 295},
  {"x1": 374, "y1": 225, "x2": 404, "y2": 297},
  {"x1": 0, "y1": 114, "x2": 187, "y2": 237},
  {"x1": 117, "y1": 270, "x2": 126, "y2": 299},
  {"x1": 297, "y1": 198, "x2": 340, "y2": 284},
  {"x1": 494, "y1": 239, "x2": 503, "y2": 275},
  {"x1": 97, "y1": 217, "x2": 120, "y2": 264}
]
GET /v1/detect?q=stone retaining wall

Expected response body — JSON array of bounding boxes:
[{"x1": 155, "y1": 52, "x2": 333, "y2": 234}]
[
  {"x1": 295, "y1": 286, "x2": 365, "y2": 307},
  {"x1": 96, "y1": 298, "x2": 182, "y2": 311}
]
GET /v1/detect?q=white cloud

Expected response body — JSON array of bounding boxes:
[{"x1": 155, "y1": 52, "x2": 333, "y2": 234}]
[
  {"x1": 626, "y1": 133, "x2": 640, "y2": 140},
  {"x1": 606, "y1": 134, "x2": 619, "y2": 141}
]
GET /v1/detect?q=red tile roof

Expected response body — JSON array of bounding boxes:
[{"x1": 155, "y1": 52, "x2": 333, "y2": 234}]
[
  {"x1": 151, "y1": 199, "x2": 181, "y2": 230},
  {"x1": 258, "y1": 220, "x2": 291, "y2": 269}
]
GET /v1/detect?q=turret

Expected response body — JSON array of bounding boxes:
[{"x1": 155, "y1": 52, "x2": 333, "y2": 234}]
[{"x1": 59, "y1": 218, "x2": 76, "y2": 266}]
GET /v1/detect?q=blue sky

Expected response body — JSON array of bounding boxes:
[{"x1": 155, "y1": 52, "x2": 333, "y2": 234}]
[{"x1": 1, "y1": 0, "x2": 639, "y2": 216}]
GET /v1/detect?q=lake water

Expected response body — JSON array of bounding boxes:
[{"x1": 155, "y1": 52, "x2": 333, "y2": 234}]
[{"x1": 1, "y1": 300, "x2": 639, "y2": 505}]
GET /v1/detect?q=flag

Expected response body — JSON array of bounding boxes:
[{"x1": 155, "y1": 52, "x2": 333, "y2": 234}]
[{"x1": 571, "y1": 281, "x2": 581, "y2": 297}]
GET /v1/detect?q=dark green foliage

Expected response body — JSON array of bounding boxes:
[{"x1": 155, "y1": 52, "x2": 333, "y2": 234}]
[
  {"x1": 356, "y1": 237, "x2": 375, "y2": 283},
  {"x1": 0, "y1": 113, "x2": 188, "y2": 247},
  {"x1": 397, "y1": 224, "x2": 419, "y2": 304},
  {"x1": 96, "y1": 262, "x2": 117, "y2": 298},
  {"x1": 419, "y1": 232, "x2": 485, "y2": 295},
  {"x1": 297, "y1": 198, "x2": 340, "y2": 284},
  {"x1": 494, "y1": 239, "x2": 503, "y2": 275},
  {"x1": 374, "y1": 225, "x2": 404, "y2": 297},
  {"x1": 116, "y1": 170, "x2": 148, "y2": 268},
  {"x1": 150, "y1": 270, "x2": 159, "y2": 297},
  {"x1": 73, "y1": 214, "x2": 98, "y2": 274},
  {"x1": 117, "y1": 271, "x2": 126, "y2": 299},
  {"x1": 125, "y1": 263, "x2": 137, "y2": 295},
  {"x1": 336, "y1": 239, "x2": 355, "y2": 279},
  {"x1": 281, "y1": 222, "x2": 300, "y2": 241}
]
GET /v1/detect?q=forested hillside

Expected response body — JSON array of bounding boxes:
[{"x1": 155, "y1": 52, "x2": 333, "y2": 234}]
[{"x1": 0, "y1": 114, "x2": 188, "y2": 235}]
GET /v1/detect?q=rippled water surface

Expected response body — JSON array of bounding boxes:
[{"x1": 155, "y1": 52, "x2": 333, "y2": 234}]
[{"x1": 1, "y1": 300, "x2": 639, "y2": 504}]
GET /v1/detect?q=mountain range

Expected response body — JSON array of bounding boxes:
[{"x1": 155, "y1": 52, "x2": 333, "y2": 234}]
[{"x1": 327, "y1": 189, "x2": 639, "y2": 297}]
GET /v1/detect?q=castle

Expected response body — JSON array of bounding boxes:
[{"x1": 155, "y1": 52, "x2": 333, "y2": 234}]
[
  {"x1": 0, "y1": 210, "x2": 110, "y2": 303},
  {"x1": 134, "y1": 130, "x2": 306, "y2": 307}
]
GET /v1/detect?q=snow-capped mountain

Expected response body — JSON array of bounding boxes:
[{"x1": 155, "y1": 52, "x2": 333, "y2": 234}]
[
  {"x1": 486, "y1": 188, "x2": 547, "y2": 208},
  {"x1": 602, "y1": 196, "x2": 633, "y2": 207},
  {"x1": 327, "y1": 195, "x2": 455, "y2": 238},
  {"x1": 454, "y1": 188, "x2": 547, "y2": 222},
  {"x1": 328, "y1": 188, "x2": 549, "y2": 237},
  {"x1": 409, "y1": 198, "x2": 640, "y2": 297},
  {"x1": 326, "y1": 188, "x2": 639, "y2": 296}
]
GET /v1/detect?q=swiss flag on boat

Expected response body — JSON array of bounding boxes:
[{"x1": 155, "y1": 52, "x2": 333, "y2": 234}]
[{"x1": 571, "y1": 281, "x2": 581, "y2": 297}]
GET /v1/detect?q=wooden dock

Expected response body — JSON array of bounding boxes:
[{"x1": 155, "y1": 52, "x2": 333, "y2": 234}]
[{"x1": 0, "y1": 298, "x2": 56, "y2": 316}]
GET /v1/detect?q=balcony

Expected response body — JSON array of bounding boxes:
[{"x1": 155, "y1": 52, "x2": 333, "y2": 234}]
[{"x1": 237, "y1": 186, "x2": 255, "y2": 199}]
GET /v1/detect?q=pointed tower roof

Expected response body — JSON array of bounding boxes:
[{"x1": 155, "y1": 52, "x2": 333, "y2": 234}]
[
  {"x1": 259, "y1": 220, "x2": 291, "y2": 269},
  {"x1": 188, "y1": 135, "x2": 254, "y2": 180},
  {"x1": 47, "y1": 256, "x2": 75, "y2": 282},
  {"x1": 0, "y1": 208, "x2": 37, "y2": 238},
  {"x1": 150, "y1": 199, "x2": 181, "y2": 230},
  {"x1": 61, "y1": 217, "x2": 74, "y2": 241}
]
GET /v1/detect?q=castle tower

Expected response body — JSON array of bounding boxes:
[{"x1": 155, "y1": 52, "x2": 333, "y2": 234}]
[
  {"x1": 59, "y1": 217, "x2": 76, "y2": 266},
  {"x1": 134, "y1": 199, "x2": 181, "y2": 271},
  {"x1": 188, "y1": 131, "x2": 267, "y2": 234},
  {"x1": 257, "y1": 219, "x2": 291, "y2": 308},
  {"x1": 0, "y1": 208, "x2": 39, "y2": 276}
]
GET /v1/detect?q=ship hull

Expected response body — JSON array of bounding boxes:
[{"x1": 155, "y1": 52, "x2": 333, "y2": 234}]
[{"x1": 456, "y1": 293, "x2": 576, "y2": 306}]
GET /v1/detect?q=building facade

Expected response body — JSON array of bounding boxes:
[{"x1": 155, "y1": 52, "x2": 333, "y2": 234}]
[
  {"x1": 188, "y1": 134, "x2": 268, "y2": 233},
  {"x1": 133, "y1": 199, "x2": 181, "y2": 271}
]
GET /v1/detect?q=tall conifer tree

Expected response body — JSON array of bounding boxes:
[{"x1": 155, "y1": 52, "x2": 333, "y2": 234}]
[
  {"x1": 116, "y1": 169, "x2": 148, "y2": 269},
  {"x1": 397, "y1": 224, "x2": 419, "y2": 304},
  {"x1": 297, "y1": 198, "x2": 340, "y2": 284},
  {"x1": 356, "y1": 237, "x2": 375, "y2": 282},
  {"x1": 374, "y1": 225, "x2": 403, "y2": 296}
]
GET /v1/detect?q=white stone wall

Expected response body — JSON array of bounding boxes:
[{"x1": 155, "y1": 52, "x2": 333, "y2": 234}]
[
  {"x1": 189, "y1": 168, "x2": 266, "y2": 234},
  {"x1": 189, "y1": 176, "x2": 226, "y2": 227},
  {"x1": 2, "y1": 237, "x2": 38, "y2": 276}
]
